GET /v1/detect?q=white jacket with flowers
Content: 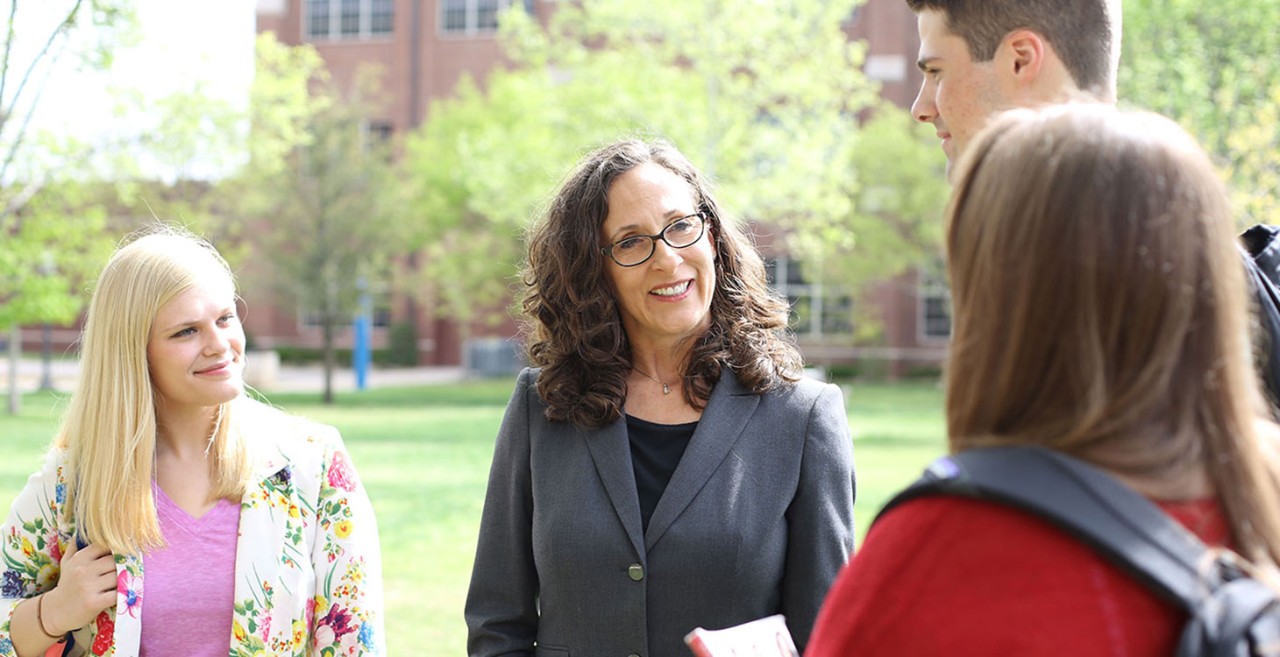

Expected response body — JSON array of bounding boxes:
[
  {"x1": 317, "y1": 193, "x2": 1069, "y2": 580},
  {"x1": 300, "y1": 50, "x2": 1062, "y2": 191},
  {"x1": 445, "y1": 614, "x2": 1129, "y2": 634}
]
[{"x1": 0, "y1": 400, "x2": 385, "y2": 657}]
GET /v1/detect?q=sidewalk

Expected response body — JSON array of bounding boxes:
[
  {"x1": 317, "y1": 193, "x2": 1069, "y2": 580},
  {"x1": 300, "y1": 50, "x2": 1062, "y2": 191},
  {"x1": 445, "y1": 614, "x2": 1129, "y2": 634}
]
[
  {"x1": 265, "y1": 363, "x2": 468, "y2": 393},
  {"x1": 0, "y1": 356, "x2": 468, "y2": 394}
]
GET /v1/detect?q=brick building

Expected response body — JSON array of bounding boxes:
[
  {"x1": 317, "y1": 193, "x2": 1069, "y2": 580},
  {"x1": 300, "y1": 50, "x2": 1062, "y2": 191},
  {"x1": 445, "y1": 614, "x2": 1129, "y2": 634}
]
[{"x1": 247, "y1": 0, "x2": 949, "y2": 374}]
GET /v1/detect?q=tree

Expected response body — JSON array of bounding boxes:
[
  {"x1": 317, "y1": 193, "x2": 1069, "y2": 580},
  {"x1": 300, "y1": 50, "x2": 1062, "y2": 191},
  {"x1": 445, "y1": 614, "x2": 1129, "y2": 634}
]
[
  {"x1": 1, "y1": 1, "x2": 135, "y2": 214},
  {"x1": 1224, "y1": 84, "x2": 1280, "y2": 228},
  {"x1": 228, "y1": 34, "x2": 402, "y2": 404},
  {"x1": 794, "y1": 104, "x2": 949, "y2": 340},
  {"x1": 1120, "y1": 0, "x2": 1280, "y2": 226},
  {"x1": 401, "y1": 0, "x2": 943, "y2": 334},
  {"x1": 1, "y1": 0, "x2": 133, "y2": 413}
]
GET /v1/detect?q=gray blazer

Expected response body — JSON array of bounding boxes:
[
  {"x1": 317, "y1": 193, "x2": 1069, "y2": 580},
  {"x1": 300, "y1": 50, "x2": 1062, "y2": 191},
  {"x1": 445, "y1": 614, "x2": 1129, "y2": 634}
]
[{"x1": 465, "y1": 367, "x2": 856, "y2": 657}]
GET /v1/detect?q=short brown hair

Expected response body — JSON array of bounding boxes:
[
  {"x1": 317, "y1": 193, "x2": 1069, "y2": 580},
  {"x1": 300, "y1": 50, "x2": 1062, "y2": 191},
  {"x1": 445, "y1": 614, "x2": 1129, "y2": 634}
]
[
  {"x1": 906, "y1": 0, "x2": 1117, "y2": 99},
  {"x1": 522, "y1": 139, "x2": 802, "y2": 427}
]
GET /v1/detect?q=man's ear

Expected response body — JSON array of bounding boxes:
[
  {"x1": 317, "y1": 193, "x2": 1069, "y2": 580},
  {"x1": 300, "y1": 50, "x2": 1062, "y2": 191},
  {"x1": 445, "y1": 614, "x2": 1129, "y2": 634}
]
[{"x1": 996, "y1": 29, "x2": 1047, "y2": 84}]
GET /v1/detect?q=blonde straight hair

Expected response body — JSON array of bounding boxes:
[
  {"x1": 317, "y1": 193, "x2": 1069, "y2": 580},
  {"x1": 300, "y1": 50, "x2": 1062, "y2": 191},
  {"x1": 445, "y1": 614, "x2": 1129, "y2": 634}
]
[
  {"x1": 944, "y1": 105, "x2": 1280, "y2": 573},
  {"x1": 53, "y1": 226, "x2": 253, "y2": 556}
]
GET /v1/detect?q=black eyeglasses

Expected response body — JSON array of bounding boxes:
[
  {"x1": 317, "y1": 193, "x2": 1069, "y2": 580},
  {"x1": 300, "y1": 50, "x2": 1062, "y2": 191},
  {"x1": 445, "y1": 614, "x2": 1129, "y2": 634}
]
[{"x1": 601, "y1": 213, "x2": 707, "y2": 267}]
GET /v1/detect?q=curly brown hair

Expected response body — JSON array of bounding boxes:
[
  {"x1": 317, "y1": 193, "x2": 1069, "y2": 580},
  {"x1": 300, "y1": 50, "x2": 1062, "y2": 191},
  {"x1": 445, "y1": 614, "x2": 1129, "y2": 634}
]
[{"x1": 522, "y1": 139, "x2": 802, "y2": 427}]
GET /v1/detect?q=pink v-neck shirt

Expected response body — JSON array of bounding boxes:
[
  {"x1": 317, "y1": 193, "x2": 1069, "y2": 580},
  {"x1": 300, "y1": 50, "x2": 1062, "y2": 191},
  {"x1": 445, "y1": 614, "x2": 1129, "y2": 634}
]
[{"x1": 140, "y1": 485, "x2": 241, "y2": 656}]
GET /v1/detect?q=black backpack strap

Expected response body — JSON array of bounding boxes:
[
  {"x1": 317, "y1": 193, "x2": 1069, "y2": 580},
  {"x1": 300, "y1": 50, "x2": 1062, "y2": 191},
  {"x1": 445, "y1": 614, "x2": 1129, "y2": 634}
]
[
  {"x1": 1241, "y1": 225, "x2": 1280, "y2": 278},
  {"x1": 878, "y1": 446, "x2": 1280, "y2": 655},
  {"x1": 1240, "y1": 225, "x2": 1280, "y2": 411}
]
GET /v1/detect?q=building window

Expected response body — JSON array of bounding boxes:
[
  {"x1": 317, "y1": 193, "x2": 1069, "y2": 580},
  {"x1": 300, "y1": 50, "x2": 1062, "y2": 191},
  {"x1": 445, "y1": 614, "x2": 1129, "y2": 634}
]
[
  {"x1": 340, "y1": 0, "x2": 361, "y2": 35},
  {"x1": 364, "y1": 121, "x2": 393, "y2": 145},
  {"x1": 299, "y1": 282, "x2": 393, "y2": 330},
  {"x1": 918, "y1": 263, "x2": 952, "y2": 340},
  {"x1": 307, "y1": 0, "x2": 394, "y2": 40},
  {"x1": 362, "y1": 121, "x2": 394, "y2": 160},
  {"x1": 371, "y1": 0, "x2": 393, "y2": 32},
  {"x1": 865, "y1": 55, "x2": 908, "y2": 83},
  {"x1": 441, "y1": 0, "x2": 532, "y2": 35},
  {"x1": 443, "y1": 0, "x2": 468, "y2": 31},
  {"x1": 307, "y1": 0, "x2": 330, "y2": 37},
  {"x1": 766, "y1": 256, "x2": 855, "y2": 338},
  {"x1": 477, "y1": 0, "x2": 501, "y2": 30}
]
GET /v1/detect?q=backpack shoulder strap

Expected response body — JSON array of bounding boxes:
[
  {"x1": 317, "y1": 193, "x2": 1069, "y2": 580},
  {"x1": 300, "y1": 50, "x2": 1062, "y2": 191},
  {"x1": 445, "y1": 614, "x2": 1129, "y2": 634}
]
[
  {"x1": 878, "y1": 446, "x2": 1280, "y2": 655},
  {"x1": 1241, "y1": 224, "x2": 1280, "y2": 277},
  {"x1": 880, "y1": 446, "x2": 1210, "y2": 606},
  {"x1": 1239, "y1": 225, "x2": 1280, "y2": 410}
]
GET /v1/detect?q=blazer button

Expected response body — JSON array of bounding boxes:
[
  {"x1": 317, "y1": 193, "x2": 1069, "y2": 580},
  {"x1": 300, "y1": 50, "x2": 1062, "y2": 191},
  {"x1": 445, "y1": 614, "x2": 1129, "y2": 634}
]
[
  {"x1": 628, "y1": 653, "x2": 642, "y2": 657},
  {"x1": 628, "y1": 563, "x2": 644, "y2": 581}
]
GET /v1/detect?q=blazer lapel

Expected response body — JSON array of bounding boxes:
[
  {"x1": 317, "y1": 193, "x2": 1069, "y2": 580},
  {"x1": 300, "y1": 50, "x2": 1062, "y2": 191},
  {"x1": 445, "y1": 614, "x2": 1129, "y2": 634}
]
[
  {"x1": 583, "y1": 418, "x2": 646, "y2": 559},
  {"x1": 111, "y1": 555, "x2": 144, "y2": 657},
  {"x1": 229, "y1": 441, "x2": 293, "y2": 644},
  {"x1": 645, "y1": 371, "x2": 758, "y2": 551}
]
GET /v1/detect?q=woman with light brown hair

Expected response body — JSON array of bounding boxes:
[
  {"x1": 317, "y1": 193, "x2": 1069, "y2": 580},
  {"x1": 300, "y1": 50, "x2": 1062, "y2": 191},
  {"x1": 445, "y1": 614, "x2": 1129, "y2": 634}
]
[{"x1": 808, "y1": 104, "x2": 1280, "y2": 655}]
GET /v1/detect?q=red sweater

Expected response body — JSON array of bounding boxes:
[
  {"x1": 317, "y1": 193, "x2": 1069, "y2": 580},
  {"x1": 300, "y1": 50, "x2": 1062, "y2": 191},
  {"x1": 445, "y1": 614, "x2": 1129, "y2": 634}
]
[{"x1": 806, "y1": 495, "x2": 1229, "y2": 656}]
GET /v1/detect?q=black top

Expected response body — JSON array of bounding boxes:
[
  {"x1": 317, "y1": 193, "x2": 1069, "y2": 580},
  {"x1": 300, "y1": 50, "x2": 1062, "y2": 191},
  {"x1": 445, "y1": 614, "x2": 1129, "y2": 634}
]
[{"x1": 626, "y1": 414, "x2": 698, "y2": 532}]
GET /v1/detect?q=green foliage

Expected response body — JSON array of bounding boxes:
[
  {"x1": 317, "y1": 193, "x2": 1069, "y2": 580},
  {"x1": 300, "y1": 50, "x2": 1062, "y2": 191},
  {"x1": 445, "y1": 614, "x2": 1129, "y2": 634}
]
[
  {"x1": 2, "y1": 378, "x2": 944, "y2": 654},
  {"x1": 224, "y1": 35, "x2": 404, "y2": 401},
  {"x1": 402, "y1": 0, "x2": 945, "y2": 325},
  {"x1": 0, "y1": 181, "x2": 114, "y2": 330},
  {"x1": 795, "y1": 104, "x2": 948, "y2": 315},
  {"x1": 245, "y1": 33, "x2": 334, "y2": 178},
  {"x1": 0, "y1": 1, "x2": 137, "y2": 155},
  {"x1": 0, "y1": 1, "x2": 135, "y2": 335},
  {"x1": 1120, "y1": 0, "x2": 1280, "y2": 154},
  {"x1": 495, "y1": 0, "x2": 877, "y2": 220},
  {"x1": 386, "y1": 321, "x2": 420, "y2": 367},
  {"x1": 1120, "y1": 1, "x2": 1280, "y2": 227},
  {"x1": 1224, "y1": 84, "x2": 1280, "y2": 227}
]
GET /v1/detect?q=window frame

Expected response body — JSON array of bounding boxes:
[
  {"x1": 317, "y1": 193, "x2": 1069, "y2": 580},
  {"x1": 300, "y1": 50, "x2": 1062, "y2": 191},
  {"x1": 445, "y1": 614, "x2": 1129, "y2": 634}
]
[
  {"x1": 766, "y1": 255, "x2": 855, "y2": 339},
  {"x1": 439, "y1": 0, "x2": 534, "y2": 37},
  {"x1": 297, "y1": 280, "x2": 394, "y2": 331},
  {"x1": 916, "y1": 262, "x2": 952, "y2": 342},
  {"x1": 305, "y1": 0, "x2": 395, "y2": 41}
]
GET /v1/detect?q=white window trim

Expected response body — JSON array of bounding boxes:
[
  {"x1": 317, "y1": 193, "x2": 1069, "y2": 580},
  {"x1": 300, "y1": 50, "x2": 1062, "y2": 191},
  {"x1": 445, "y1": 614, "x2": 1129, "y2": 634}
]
[
  {"x1": 305, "y1": 0, "x2": 394, "y2": 41},
  {"x1": 770, "y1": 255, "x2": 855, "y2": 339},
  {"x1": 916, "y1": 265, "x2": 952, "y2": 343},
  {"x1": 438, "y1": 0, "x2": 528, "y2": 37}
]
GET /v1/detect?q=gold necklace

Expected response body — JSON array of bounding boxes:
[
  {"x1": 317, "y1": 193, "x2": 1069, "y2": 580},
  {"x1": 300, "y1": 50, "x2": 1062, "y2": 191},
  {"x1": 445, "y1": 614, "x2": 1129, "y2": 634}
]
[{"x1": 632, "y1": 366, "x2": 672, "y2": 395}]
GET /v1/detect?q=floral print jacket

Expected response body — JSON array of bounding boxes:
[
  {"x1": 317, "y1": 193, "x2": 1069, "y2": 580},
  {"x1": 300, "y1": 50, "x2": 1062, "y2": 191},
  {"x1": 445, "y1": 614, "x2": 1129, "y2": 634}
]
[{"x1": 0, "y1": 400, "x2": 385, "y2": 657}]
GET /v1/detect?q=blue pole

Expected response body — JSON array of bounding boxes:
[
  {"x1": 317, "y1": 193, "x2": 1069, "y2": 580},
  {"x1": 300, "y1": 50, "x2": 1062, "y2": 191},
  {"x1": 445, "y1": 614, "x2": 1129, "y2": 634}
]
[{"x1": 354, "y1": 277, "x2": 371, "y2": 391}]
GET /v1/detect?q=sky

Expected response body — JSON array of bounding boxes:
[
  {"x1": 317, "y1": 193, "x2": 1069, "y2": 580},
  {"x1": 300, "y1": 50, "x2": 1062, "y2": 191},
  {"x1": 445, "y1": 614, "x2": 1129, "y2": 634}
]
[{"x1": 10, "y1": 0, "x2": 256, "y2": 144}]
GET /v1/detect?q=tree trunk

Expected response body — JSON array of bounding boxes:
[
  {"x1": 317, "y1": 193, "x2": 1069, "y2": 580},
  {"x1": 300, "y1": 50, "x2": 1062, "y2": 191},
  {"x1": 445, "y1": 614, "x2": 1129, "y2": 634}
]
[
  {"x1": 458, "y1": 319, "x2": 473, "y2": 381},
  {"x1": 39, "y1": 324, "x2": 55, "y2": 391},
  {"x1": 322, "y1": 312, "x2": 335, "y2": 405},
  {"x1": 7, "y1": 325, "x2": 21, "y2": 415}
]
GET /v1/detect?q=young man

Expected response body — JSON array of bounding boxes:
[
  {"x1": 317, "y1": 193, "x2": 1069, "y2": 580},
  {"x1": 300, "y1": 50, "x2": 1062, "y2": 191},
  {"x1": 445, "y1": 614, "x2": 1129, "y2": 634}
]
[
  {"x1": 907, "y1": 0, "x2": 1121, "y2": 176},
  {"x1": 906, "y1": 1, "x2": 1280, "y2": 407}
]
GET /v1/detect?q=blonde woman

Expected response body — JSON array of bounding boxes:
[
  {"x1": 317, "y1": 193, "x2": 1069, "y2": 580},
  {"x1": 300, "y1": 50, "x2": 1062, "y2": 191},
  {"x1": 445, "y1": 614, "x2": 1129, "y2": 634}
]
[
  {"x1": 809, "y1": 105, "x2": 1280, "y2": 655},
  {"x1": 0, "y1": 227, "x2": 384, "y2": 656}
]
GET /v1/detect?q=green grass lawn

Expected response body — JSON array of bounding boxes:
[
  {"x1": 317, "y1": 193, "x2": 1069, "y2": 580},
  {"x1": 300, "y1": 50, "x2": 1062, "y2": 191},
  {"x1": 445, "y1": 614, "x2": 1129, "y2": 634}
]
[{"x1": 0, "y1": 378, "x2": 945, "y2": 655}]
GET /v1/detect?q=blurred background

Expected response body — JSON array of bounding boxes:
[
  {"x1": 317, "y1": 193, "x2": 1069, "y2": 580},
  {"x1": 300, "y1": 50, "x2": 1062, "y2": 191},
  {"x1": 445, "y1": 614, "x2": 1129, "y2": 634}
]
[{"x1": 2, "y1": 1, "x2": 1278, "y2": 653}]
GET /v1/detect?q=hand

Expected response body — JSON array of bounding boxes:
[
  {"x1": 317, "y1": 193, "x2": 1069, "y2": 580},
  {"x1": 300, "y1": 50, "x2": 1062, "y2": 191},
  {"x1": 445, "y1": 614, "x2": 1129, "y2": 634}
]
[{"x1": 42, "y1": 540, "x2": 117, "y2": 634}]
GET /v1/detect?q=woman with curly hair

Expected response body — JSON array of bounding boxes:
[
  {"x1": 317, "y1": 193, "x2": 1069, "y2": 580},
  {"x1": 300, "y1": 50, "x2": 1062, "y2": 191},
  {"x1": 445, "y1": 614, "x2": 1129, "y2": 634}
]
[
  {"x1": 465, "y1": 139, "x2": 856, "y2": 656},
  {"x1": 0, "y1": 226, "x2": 383, "y2": 657}
]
